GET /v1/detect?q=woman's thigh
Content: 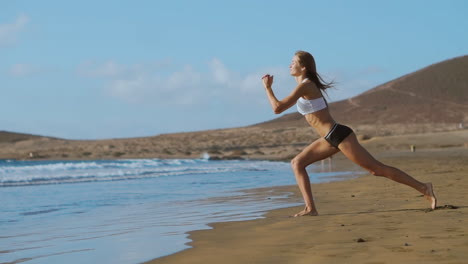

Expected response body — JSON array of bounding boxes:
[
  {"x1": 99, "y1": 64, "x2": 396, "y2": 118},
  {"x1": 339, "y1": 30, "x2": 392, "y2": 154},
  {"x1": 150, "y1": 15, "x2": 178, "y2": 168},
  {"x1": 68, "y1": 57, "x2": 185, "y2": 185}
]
[
  {"x1": 338, "y1": 133, "x2": 383, "y2": 173},
  {"x1": 292, "y1": 138, "x2": 340, "y2": 168}
]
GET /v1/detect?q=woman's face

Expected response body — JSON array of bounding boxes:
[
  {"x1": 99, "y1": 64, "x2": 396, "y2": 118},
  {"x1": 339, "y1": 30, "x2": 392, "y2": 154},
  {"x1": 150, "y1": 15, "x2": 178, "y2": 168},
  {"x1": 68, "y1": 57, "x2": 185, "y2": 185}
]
[{"x1": 289, "y1": 56, "x2": 303, "y2": 76}]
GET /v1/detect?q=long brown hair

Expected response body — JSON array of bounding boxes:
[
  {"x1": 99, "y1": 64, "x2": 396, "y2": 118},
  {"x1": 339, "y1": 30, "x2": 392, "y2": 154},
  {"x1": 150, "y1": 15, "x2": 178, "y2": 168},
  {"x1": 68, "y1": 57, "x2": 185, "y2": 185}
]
[{"x1": 295, "y1": 50, "x2": 333, "y2": 91}]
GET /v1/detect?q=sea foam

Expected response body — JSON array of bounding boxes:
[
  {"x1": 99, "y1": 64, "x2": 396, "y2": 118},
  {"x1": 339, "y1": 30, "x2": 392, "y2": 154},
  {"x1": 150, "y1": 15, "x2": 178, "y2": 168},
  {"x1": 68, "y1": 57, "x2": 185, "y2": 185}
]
[{"x1": 0, "y1": 159, "x2": 265, "y2": 187}]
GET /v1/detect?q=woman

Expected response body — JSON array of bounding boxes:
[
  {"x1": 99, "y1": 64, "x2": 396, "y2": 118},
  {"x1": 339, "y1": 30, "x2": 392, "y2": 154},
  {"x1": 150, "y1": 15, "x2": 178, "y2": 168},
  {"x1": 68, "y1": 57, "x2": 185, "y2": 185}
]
[{"x1": 262, "y1": 50, "x2": 437, "y2": 217}]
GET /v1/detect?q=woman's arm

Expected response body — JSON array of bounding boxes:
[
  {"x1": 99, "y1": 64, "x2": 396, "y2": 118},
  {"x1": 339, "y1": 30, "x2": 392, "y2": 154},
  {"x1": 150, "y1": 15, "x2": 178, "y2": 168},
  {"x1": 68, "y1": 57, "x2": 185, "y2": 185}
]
[{"x1": 262, "y1": 74, "x2": 304, "y2": 114}]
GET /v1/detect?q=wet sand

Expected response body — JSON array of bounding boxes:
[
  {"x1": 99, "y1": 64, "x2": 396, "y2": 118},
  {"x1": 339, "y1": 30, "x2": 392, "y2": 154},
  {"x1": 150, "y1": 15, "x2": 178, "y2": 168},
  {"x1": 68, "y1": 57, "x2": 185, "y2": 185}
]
[{"x1": 147, "y1": 147, "x2": 468, "y2": 264}]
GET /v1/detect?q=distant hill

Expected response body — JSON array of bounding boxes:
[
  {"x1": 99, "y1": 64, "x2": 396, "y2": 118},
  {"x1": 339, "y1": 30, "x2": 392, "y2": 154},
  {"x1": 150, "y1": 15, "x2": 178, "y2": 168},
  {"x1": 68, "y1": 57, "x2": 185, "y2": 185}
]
[
  {"x1": 0, "y1": 131, "x2": 59, "y2": 144},
  {"x1": 255, "y1": 55, "x2": 468, "y2": 128}
]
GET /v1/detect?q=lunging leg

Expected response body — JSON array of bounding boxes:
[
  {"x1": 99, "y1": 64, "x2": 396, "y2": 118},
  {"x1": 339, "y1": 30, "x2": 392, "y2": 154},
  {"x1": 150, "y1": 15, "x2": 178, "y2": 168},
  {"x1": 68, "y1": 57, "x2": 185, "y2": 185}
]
[
  {"x1": 291, "y1": 139, "x2": 340, "y2": 216},
  {"x1": 339, "y1": 133, "x2": 437, "y2": 209}
]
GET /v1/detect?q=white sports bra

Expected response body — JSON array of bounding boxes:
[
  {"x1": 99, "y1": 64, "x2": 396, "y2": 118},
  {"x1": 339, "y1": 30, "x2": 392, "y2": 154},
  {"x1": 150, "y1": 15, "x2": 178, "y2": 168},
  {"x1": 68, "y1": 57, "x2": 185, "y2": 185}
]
[{"x1": 296, "y1": 78, "x2": 327, "y2": 115}]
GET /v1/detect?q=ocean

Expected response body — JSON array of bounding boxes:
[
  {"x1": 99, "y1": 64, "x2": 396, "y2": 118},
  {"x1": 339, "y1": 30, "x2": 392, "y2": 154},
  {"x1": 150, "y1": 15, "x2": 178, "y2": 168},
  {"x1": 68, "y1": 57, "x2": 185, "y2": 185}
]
[{"x1": 0, "y1": 158, "x2": 355, "y2": 264}]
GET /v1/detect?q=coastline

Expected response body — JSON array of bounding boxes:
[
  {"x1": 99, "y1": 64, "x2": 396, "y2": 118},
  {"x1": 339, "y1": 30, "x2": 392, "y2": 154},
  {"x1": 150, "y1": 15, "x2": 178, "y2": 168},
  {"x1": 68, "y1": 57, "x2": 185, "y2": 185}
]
[
  {"x1": 146, "y1": 147, "x2": 468, "y2": 264},
  {"x1": 2, "y1": 128, "x2": 467, "y2": 162}
]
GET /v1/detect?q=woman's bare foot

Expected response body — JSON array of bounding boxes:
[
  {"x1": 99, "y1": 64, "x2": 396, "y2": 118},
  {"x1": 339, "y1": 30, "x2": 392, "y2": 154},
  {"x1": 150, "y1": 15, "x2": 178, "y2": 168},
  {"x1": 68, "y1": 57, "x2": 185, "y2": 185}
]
[
  {"x1": 424, "y1": 182, "x2": 437, "y2": 210},
  {"x1": 293, "y1": 207, "x2": 319, "y2": 217}
]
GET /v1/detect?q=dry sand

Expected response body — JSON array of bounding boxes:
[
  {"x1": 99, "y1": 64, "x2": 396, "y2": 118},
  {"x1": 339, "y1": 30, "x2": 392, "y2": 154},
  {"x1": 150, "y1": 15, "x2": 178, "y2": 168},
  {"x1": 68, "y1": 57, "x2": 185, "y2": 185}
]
[{"x1": 147, "y1": 145, "x2": 468, "y2": 264}]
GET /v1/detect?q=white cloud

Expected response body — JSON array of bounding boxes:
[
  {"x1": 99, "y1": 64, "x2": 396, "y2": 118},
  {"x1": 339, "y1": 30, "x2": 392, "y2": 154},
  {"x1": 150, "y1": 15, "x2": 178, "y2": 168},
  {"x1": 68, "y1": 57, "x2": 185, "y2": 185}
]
[
  {"x1": 77, "y1": 60, "x2": 137, "y2": 79},
  {"x1": 8, "y1": 63, "x2": 43, "y2": 77},
  {"x1": 108, "y1": 75, "x2": 148, "y2": 103},
  {"x1": 0, "y1": 14, "x2": 29, "y2": 46},
  {"x1": 76, "y1": 59, "x2": 172, "y2": 78},
  {"x1": 81, "y1": 58, "x2": 294, "y2": 108},
  {"x1": 77, "y1": 60, "x2": 126, "y2": 77},
  {"x1": 209, "y1": 58, "x2": 231, "y2": 84},
  {"x1": 104, "y1": 64, "x2": 203, "y2": 105},
  {"x1": 165, "y1": 65, "x2": 202, "y2": 91}
]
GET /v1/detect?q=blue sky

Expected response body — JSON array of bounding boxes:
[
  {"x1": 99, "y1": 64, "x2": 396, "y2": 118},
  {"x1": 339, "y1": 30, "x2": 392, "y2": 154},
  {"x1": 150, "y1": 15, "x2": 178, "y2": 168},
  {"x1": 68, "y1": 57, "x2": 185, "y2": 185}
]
[{"x1": 1, "y1": 0, "x2": 467, "y2": 139}]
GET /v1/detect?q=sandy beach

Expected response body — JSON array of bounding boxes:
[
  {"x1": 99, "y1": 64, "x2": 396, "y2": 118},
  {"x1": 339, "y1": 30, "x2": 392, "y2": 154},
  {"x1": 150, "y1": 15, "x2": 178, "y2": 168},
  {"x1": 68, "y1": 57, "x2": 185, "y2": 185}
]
[{"x1": 147, "y1": 144, "x2": 468, "y2": 264}]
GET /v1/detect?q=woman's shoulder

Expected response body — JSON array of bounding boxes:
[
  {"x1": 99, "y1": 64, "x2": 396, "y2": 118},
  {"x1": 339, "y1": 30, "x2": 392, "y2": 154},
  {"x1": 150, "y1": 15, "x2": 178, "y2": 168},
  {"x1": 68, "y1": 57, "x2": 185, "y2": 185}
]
[{"x1": 302, "y1": 81, "x2": 322, "y2": 97}]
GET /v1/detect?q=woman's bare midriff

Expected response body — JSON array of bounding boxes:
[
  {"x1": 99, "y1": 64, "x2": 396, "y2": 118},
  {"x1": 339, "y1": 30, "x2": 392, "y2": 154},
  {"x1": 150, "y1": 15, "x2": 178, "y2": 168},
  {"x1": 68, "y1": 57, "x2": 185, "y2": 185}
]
[{"x1": 303, "y1": 109, "x2": 336, "y2": 137}]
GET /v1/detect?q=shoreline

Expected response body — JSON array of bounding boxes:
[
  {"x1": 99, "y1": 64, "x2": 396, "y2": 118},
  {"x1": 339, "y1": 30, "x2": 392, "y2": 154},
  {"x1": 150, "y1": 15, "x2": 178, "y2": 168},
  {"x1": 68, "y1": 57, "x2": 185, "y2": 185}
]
[{"x1": 146, "y1": 147, "x2": 468, "y2": 264}]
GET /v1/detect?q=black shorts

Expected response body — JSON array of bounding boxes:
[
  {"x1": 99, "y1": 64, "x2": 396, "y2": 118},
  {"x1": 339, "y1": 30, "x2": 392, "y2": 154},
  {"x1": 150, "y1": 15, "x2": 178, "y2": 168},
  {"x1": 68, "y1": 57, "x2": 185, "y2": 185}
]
[{"x1": 324, "y1": 123, "x2": 353, "y2": 148}]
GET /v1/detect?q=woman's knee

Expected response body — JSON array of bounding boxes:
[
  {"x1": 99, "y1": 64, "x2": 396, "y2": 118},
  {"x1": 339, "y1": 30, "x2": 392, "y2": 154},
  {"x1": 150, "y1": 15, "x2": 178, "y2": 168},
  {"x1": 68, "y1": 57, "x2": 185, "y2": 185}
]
[{"x1": 291, "y1": 156, "x2": 306, "y2": 171}]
